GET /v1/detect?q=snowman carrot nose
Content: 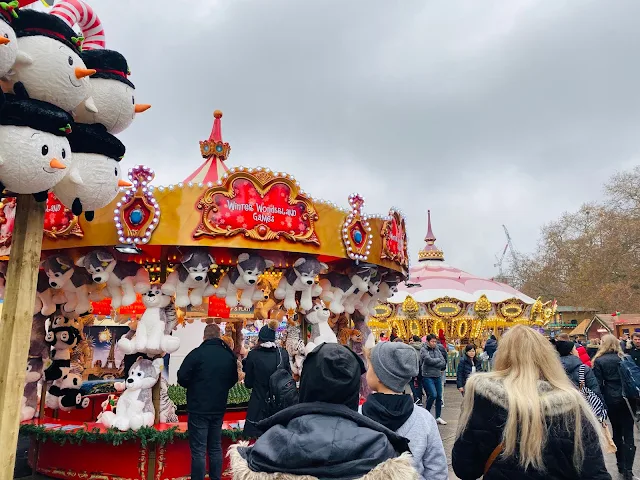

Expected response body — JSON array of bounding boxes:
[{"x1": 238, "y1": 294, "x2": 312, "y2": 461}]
[
  {"x1": 75, "y1": 67, "x2": 96, "y2": 79},
  {"x1": 0, "y1": 37, "x2": 10, "y2": 45},
  {"x1": 118, "y1": 179, "x2": 132, "y2": 187},
  {"x1": 134, "y1": 104, "x2": 151, "y2": 114},
  {"x1": 49, "y1": 158, "x2": 66, "y2": 170}
]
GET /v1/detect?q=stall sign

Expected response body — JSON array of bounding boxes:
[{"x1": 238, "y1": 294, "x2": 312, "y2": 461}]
[
  {"x1": 380, "y1": 210, "x2": 408, "y2": 268},
  {"x1": 208, "y1": 296, "x2": 231, "y2": 318},
  {"x1": 119, "y1": 294, "x2": 146, "y2": 315},
  {"x1": 230, "y1": 305, "x2": 254, "y2": 318},
  {"x1": 193, "y1": 172, "x2": 319, "y2": 245},
  {"x1": 44, "y1": 192, "x2": 84, "y2": 240}
]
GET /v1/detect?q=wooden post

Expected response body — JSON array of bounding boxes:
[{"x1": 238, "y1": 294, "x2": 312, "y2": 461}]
[{"x1": 0, "y1": 195, "x2": 45, "y2": 477}]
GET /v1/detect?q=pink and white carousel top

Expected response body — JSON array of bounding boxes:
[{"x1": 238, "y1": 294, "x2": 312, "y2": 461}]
[{"x1": 389, "y1": 211, "x2": 534, "y2": 305}]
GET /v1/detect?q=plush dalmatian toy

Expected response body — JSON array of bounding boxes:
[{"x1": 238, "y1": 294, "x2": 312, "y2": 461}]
[
  {"x1": 161, "y1": 249, "x2": 216, "y2": 308},
  {"x1": 274, "y1": 257, "x2": 327, "y2": 311},
  {"x1": 76, "y1": 249, "x2": 150, "y2": 309},
  {"x1": 216, "y1": 252, "x2": 274, "y2": 308},
  {"x1": 117, "y1": 285, "x2": 180, "y2": 355}
]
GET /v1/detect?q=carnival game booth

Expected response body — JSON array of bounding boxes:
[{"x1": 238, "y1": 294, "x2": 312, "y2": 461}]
[
  {"x1": 372, "y1": 212, "x2": 556, "y2": 375},
  {"x1": 10, "y1": 74, "x2": 409, "y2": 480}
]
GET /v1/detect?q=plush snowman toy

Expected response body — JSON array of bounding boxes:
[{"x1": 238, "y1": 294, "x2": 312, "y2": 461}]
[
  {"x1": 0, "y1": 90, "x2": 72, "y2": 201},
  {"x1": 53, "y1": 123, "x2": 131, "y2": 221},
  {"x1": 0, "y1": 1, "x2": 19, "y2": 78},
  {"x1": 74, "y1": 49, "x2": 150, "y2": 134},
  {"x1": 3, "y1": 10, "x2": 97, "y2": 113}
]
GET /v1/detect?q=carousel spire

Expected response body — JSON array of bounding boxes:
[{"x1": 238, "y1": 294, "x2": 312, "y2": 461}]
[
  {"x1": 184, "y1": 110, "x2": 231, "y2": 185},
  {"x1": 418, "y1": 210, "x2": 444, "y2": 262}
]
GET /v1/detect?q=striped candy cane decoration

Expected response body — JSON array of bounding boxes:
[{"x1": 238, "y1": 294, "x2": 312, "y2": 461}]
[{"x1": 50, "y1": 0, "x2": 105, "y2": 50}]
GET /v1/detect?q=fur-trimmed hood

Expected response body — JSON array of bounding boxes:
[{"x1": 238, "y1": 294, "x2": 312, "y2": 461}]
[
  {"x1": 228, "y1": 442, "x2": 418, "y2": 480},
  {"x1": 471, "y1": 374, "x2": 579, "y2": 416}
]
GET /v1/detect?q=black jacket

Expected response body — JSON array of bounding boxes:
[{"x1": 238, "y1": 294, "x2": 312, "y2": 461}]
[
  {"x1": 559, "y1": 355, "x2": 603, "y2": 402},
  {"x1": 177, "y1": 338, "x2": 238, "y2": 415},
  {"x1": 237, "y1": 402, "x2": 412, "y2": 479},
  {"x1": 593, "y1": 352, "x2": 625, "y2": 407},
  {"x1": 452, "y1": 376, "x2": 610, "y2": 480},
  {"x1": 484, "y1": 338, "x2": 497, "y2": 358},
  {"x1": 456, "y1": 356, "x2": 483, "y2": 389},
  {"x1": 242, "y1": 346, "x2": 291, "y2": 438},
  {"x1": 628, "y1": 346, "x2": 640, "y2": 368}
]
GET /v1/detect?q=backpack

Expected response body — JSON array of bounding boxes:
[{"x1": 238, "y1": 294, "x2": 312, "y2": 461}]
[
  {"x1": 618, "y1": 355, "x2": 640, "y2": 399},
  {"x1": 264, "y1": 347, "x2": 298, "y2": 417}
]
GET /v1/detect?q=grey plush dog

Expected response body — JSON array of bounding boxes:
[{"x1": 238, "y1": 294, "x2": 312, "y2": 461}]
[
  {"x1": 161, "y1": 248, "x2": 216, "y2": 307},
  {"x1": 216, "y1": 252, "x2": 274, "y2": 308},
  {"x1": 275, "y1": 257, "x2": 328, "y2": 311},
  {"x1": 42, "y1": 254, "x2": 93, "y2": 314}
]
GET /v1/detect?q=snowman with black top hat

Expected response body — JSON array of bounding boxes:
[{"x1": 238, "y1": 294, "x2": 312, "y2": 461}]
[{"x1": 0, "y1": 1, "x2": 19, "y2": 78}]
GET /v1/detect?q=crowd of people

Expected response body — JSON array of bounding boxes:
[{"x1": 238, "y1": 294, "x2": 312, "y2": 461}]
[{"x1": 177, "y1": 321, "x2": 640, "y2": 480}]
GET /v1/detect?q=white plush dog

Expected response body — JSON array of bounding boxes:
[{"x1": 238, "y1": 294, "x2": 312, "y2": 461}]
[
  {"x1": 304, "y1": 300, "x2": 337, "y2": 355},
  {"x1": 216, "y1": 252, "x2": 274, "y2": 308},
  {"x1": 118, "y1": 286, "x2": 180, "y2": 355},
  {"x1": 161, "y1": 249, "x2": 216, "y2": 307}
]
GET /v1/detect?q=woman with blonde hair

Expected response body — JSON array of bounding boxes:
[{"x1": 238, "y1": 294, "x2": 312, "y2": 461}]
[
  {"x1": 593, "y1": 334, "x2": 635, "y2": 479},
  {"x1": 452, "y1": 325, "x2": 610, "y2": 479}
]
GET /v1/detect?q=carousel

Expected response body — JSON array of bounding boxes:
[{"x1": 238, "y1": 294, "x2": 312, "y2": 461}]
[
  {"x1": 371, "y1": 211, "x2": 556, "y2": 345},
  {"x1": 0, "y1": 2, "x2": 409, "y2": 479}
]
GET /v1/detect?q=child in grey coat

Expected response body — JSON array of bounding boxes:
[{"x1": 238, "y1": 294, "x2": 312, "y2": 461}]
[{"x1": 362, "y1": 342, "x2": 448, "y2": 480}]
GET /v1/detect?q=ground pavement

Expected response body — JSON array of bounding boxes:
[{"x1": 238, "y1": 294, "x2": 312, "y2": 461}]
[
  {"x1": 436, "y1": 382, "x2": 640, "y2": 479},
  {"x1": 15, "y1": 384, "x2": 640, "y2": 479}
]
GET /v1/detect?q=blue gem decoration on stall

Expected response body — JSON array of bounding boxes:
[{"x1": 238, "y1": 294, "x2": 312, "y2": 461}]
[
  {"x1": 129, "y1": 208, "x2": 144, "y2": 226},
  {"x1": 216, "y1": 144, "x2": 223, "y2": 152},
  {"x1": 353, "y1": 229, "x2": 363, "y2": 244},
  {"x1": 203, "y1": 144, "x2": 210, "y2": 152}
]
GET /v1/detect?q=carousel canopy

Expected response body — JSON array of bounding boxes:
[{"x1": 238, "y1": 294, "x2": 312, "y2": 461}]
[{"x1": 390, "y1": 211, "x2": 534, "y2": 305}]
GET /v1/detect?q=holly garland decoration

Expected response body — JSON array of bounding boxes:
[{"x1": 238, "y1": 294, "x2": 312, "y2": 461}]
[
  {"x1": 20, "y1": 424, "x2": 248, "y2": 446},
  {"x1": 167, "y1": 382, "x2": 251, "y2": 407}
]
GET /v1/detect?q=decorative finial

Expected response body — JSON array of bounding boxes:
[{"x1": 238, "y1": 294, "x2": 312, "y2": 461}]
[
  {"x1": 418, "y1": 209, "x2": 444, "y2": 262},
  {"x1": 214, "y1": 110, "x2": 223, "y2": 119},
  {"x1": 199, "y1": 109, "x2": 231, "y2": 161}
]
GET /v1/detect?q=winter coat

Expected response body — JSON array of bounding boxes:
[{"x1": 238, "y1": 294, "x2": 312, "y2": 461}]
[
  {"x1": 437, "y1": 343, "x2": 448, "y2": 362},
  {"x1": 575, "y1": 345, "x2": 592, "y2": 367},
  {"x1": 420, "y1": 345, "x2": 446, "y2": 378},
  {"x1": 410, "y1": 341, "x2": 423, "y2": 376},
  {"x1": 177, "y1": 338, "x2": 238, "y2": 415},
  {"x1": 593, "y1": 352, "x2": 625, "y2": 407},
  {"x1": 229, "y1": 402, "x2": 418, "y2": 479},
  {"x1": 559, "y1": 355, "x2": 603, "y2": 402},
  {"x1": 452, "y1": 375, "x2": 610, "y2": 480},
  {"x1": 456, "y1": 355, "x2": 483, "y2": 389},
  {"x1": 242, "y1": 345, "x2": 291, "y2": 438},
  {"x1": 628, "y1": 346, "x2": 640, "y2": 368},
  {"x1": 484, "y1": 338, "x2": 497, "y2": 358}
]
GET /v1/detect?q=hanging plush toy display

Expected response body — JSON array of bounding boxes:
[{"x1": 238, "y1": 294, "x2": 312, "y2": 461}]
[
  {"x1": 303, "y1": 299, "x2": 336, "y2": 355},
  {"x1": 74, "y1": 49, "x2": 150, "y2": 134},
  {"x1": 161, "y1": 249, "x2": 216, "y2": 308},
  {"x1": 53, "y1": 122, "x2": 130, "y2": 221},
  {"x1": 75, "y1": 249, "x2": 150, "y2": 309},
  {"x1": 0, "y1": 1, "x2": 19, "y2": 78},
  {"x1": 216, "y1": 252, "x2": 274, "y2": 308},
  {"x1": 0, "y1": 90, "x2": 72, "y2": 201},
  {"x1": 274, "y1": 257, "x2": 327, "y2": 311},
  {"x1": 42, "y1": 254, "x2": 92, "y2": 314},
  {"x1": 5, "y1": 9, "x2": 97, "y2": 113}
]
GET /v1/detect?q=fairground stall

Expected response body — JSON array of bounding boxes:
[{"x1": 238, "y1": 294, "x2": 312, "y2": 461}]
[
  {"x1": 370, "y1": 212, "x2": 555, "y2": 374},
  {"x1": 5, "y1": 38, "x2": 410, "y2": 480}
]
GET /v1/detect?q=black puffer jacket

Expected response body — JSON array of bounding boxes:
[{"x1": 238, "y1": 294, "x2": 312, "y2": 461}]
[
  {"x1": 593, "y1": 352, "x2": 624, "y2": 407},
  {"x1": 456, "y1": 356, "x2": 483, "y2": 389},
  {"x1": 560, "y1": 355, "x2": 603, "y2": 402},
  {"x1": 452, "y1": 375, "x2": 610, "y2": 480}
]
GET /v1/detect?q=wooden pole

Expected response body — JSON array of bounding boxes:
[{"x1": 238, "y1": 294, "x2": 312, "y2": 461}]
[{"x1": 0, "y1": 194, "x2": 45, "y2": 478}]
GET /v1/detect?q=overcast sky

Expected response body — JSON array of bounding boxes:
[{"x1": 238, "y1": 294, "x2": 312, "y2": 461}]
[{"x1": 41, "y1": 0, "x2": 640, "y2": 278}]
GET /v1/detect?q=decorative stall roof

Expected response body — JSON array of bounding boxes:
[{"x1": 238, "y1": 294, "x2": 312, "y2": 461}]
[{"x1": 390, "y1": 211, "x2": 534, "y2": 304}]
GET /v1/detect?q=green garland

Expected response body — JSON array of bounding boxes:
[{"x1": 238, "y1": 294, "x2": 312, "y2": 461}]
[
  {"x1": 20, "y1": 424, "x2": 247, "y2": 447},
  {"x1": 167, "y1": 383, "x2": 251, "y2": 407}
]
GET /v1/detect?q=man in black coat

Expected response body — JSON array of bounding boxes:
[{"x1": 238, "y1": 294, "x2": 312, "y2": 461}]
[
  {"x1": 177, "y1": 323, "x2": 238, "y2": 480},
  {"x1": 629, "y1": 332, "x2": 640, "y2": 368}
]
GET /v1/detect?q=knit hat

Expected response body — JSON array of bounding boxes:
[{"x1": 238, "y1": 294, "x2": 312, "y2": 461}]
[
  {"x1": 299, "y1": 343, "x2": 365, "y2": 411},
  {"x1": 258, "y1": 320, "x2": 278, "y2": 343},
  {"x1": 555, "y1": 340, "x2": 574, "y2": 357},
  {"x1": 370, "y1": 342, "x2": 419, "y2": 393}
]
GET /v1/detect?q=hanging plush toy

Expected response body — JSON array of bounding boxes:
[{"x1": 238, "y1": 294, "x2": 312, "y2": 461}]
[
  {"x1": 44, "y1": 313, "x2": 81, "y2": 381},
  {"x1": 304, "y1": 300, "x2": 336, "y2": 355},
  {"x1": 74, "y1": 49, "x2": 150, "y2": 134},
  {"x1": 319, "y1": 264, "x2": 377, "y2": 315},
  {"x1": 0, "y1": 1, "x2": 19, "y2": 78},
  {"x1": 161, "y1": 249, "x2": 216, "y2": 308},
  {"x1": 216, "y1": 252, "x2": 274, "y2": 308},
  {"x1": 21, "y1": 357, "x2": 43, "y2": 421},
  {"x1": 4, "y1": 9, "x2": 97, "y2": 113},
  {"x1": 342, "y1": 268, "x2": 378, "y2": 315},
  {"x1": 0, "y1": 90, "x2": 72, "y2": 201},
  {"x1": 36, "y1": 269, "x2": 59, "y2": 316},
  {"x1": 76, "y1": 249, "x2": 150, "y2": 309},
  {"x1": 352, "y1": 311, "x2": 374, "y2": 400},
  {"x1": 284, "y1": 317, "x2": 305, "y2": 379},
  {"x1": 117, "y1": 285, "x2": 180, "y2": 355},
  {"x1": 42, "y1": 254, "x2": 92, "y2": 314},
  {"x1": 30, "y1": 312, "x2": 50, "y2": 360},
  {"x1": 99, "y1": 357, "x2": 163, "y2": 431},
  {"x1": 53, "y1": 123, "x2": 130, "y2": 221},
  {"x1": 274, "y1": 257, "x2": 327, "y2": 311}
]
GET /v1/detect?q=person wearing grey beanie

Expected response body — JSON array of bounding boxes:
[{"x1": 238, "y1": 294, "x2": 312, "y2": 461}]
[{"x1": 362, "y1": 342, "x2": 448, "y2": 480}]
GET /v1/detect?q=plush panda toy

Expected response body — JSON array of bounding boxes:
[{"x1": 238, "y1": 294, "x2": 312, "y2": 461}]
[
  {"x1": 0, "y1": 90, "x2": 73, "y2": 201},
  {"x1": 3, "y1": 9, "x2": 97, "y2": 113},
  {"x1": 0, "y1": 1, "x2": 19, "y2": 78},
  {"x1": 74, "y1": 49, "x2": 150, "y2": 134},
  {"x1": 53, "y1": 123, "x2": 130, "y2": 221}
]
